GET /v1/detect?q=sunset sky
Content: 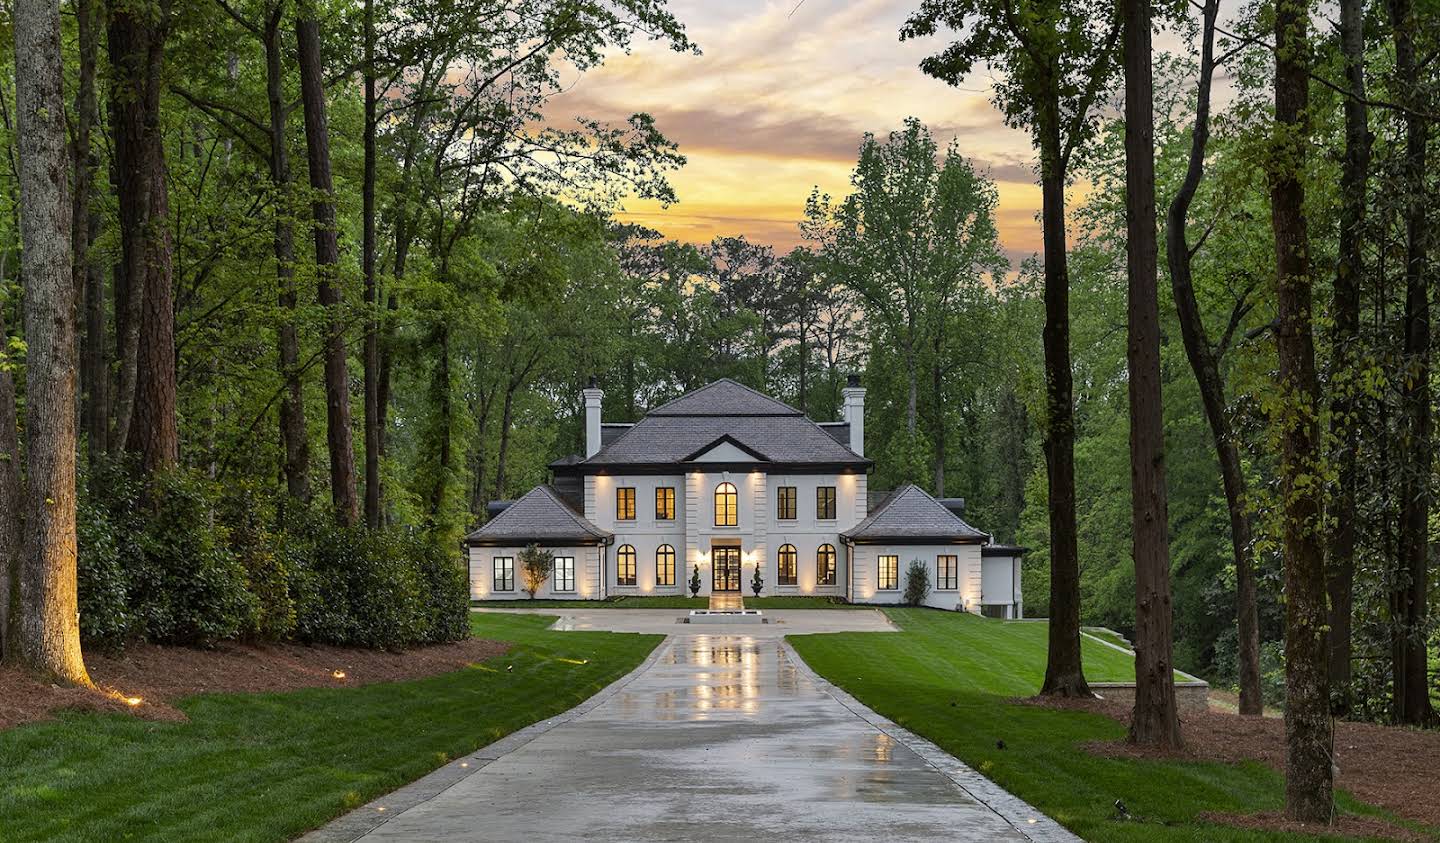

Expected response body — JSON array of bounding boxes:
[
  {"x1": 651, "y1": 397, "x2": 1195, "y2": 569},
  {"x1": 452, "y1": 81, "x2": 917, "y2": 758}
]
[{"x1": 554, "y1": 0, "x2": 1047, "y2": 268}]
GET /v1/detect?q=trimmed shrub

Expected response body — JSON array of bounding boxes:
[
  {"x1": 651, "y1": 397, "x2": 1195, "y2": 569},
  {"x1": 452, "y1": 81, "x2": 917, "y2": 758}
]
[{"x1": 903, "y1": 559, "x2": 931, "y2": 607}]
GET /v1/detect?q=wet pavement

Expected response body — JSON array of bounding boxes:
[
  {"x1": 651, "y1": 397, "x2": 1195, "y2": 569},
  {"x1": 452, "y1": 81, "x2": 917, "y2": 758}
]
[
  {"x1": 344, "y1": 636, "x2": 1032, "y2": 842},
  {"x1": 472, "y1": 607, "x2": 899, "y2": 637}
]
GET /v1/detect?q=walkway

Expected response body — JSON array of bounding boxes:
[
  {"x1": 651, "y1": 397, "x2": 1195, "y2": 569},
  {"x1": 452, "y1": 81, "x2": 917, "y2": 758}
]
[{"x1": 310, "y1": 633, "x2": 1075, "y2": 842}]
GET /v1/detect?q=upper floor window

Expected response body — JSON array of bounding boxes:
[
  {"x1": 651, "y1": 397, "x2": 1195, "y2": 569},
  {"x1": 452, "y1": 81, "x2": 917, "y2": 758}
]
[
  {"x1": 554, "y1": 556, "x2": 576, "y2": 592},
  {"x1": 616, "y1": 487, "x2": 636, "y2": 521},
  {"x1": 493, "y1": 556, "x2": 514, "y2": 592},
  {"x1": 778, "y1": 544, "x2": 798, "y2": 586},
  {"x1": 656, "y1": 544, "x2": 676, "y2": 586},
  {"x1": 715, "y1": 482, "x2": 738, "y2": 527},
  {"x1": 656, "y1": 486, "x2": 676, "y2": 520},
  {"x1": 816, "y1": 486, "x2": 837, "y2": 520},
  {"x1": 937, "y1": 555, "x2": 958, "y2": 590},
  {"x1": 616, "y1": 544, "x2": 637, "y2": 586},
  {"x1": 878, "y1": 555, "x2": 899, "y2": 591},
  {"x1": 776, "y1": 486, "x2": 797, "y2": 520},
  {"x1": 817, "y1": 544, "x2": 837, "y2": 586}
]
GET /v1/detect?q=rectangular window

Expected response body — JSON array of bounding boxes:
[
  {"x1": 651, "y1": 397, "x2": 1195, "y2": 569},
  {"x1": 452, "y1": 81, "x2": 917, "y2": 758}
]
[
  {"x1": 816, "y1": 486, "x2": 837, "y2": 520},
  {"x1": 776, "y1": 486, "x2": 797, "y2": 520},
  {"x1": 937, "y1": 555, "x2": 958, "y2": 590},
  {"x1": 492, "y1": 556, "x2": 514, "y2": 592},
  {"x1": 553, "y1": 556, "x2": 575, "y2": 592},
  {"x1": 616, "y1": 487, "x2": 636, "y2": 521},
  {"x1": 878, "y1": 555, "x2": 899, "y2": 591},
  {"x1": 655, "y1": 486, "x2": 676, "y2": 520}
]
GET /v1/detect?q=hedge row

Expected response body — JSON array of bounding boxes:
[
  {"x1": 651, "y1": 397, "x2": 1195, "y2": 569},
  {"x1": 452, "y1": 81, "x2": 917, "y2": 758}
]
[{"x1": 77, "y1": 469, "x2": 469, "y2": 651}]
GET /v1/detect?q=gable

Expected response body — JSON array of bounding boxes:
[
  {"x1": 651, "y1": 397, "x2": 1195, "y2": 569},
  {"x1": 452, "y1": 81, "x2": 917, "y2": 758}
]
[{"x1": 687, "y1": 437, "x2": 768, "y2": 463}]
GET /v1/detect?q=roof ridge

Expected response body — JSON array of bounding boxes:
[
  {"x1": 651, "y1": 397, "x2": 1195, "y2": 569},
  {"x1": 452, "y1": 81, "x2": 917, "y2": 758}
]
[{"x1": 646, "y1": 378, "x2": 803, "y2": 417}]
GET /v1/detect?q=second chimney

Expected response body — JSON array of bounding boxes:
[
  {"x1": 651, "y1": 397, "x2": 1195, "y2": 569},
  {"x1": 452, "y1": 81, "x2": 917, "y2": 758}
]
[
  {"x1": 842, "y1": 374, "x2": 866, "y2": 457},
  {"x1": 583, "y1": 377, "x2": 604, "y2": 458}
]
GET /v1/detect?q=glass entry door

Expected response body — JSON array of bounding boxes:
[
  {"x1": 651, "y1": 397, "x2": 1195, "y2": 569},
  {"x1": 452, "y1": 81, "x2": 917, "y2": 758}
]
[{"x1": 712, "y1": 546, "x2": 741, "y2": 592}]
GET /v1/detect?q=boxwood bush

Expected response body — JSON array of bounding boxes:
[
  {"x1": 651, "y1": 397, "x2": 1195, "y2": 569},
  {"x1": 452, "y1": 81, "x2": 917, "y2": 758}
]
[{"x1": 78, "y1": 465, "x2": 469, "y2": 652}]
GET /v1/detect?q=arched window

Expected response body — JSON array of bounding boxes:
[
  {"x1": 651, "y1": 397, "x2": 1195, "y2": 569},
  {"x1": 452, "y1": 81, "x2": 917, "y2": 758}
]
[
  {"x1": 656, "y1": 544, "x2": 676, "y2": 587},
  {"x1": 778, "y1": 544, "x2": 798, "y2": 586},
  {"x1": 714, "y1": 481, "x2": 738, "y2": 527},
  {"x1": 817, "y1": 544, "x2": 837, "y2": 586},
  {"x1": 616, "y1": 544, "x2": 637, "y2": 586}
]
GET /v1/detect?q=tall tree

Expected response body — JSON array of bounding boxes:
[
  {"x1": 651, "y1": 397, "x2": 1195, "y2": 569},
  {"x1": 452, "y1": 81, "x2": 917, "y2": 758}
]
[
  {"x1": 1270, "y1": 0, "x2": 1332, "y2": 820},
  {"x1": 108, "y1": 0, "x2": 179, "y2": 472},
  {"x1": 1122, "y1": 0, "x2": 1180, "y2": 748},
  {"x1": 361, "y1": 0, "x2": 382, "y2": 528},
  {"x1": 903, "y1": 0, "x2": 1120, "y2": 696},
  {"x1": 1387, "y1": 0, "x2": 1435, "y2": 728},
  {"x1": 14, "y1": 0, "x2": 91, "y2": 683},
  {"x1": 1325, "y1": 0, "x2": 1369, "y2": 716},
  {"x1": 296, "y1": 0, "x2": 360, "y2": 525},
  {"x1": 1164, "y1": 0, "x2": 1262, "y2": 715},
  {"x1": 0, "y1": 276, "x2": 20, "y2": 659},
  {"x1": 74, "y1": 0, "x2": 107, "y2": 461}
]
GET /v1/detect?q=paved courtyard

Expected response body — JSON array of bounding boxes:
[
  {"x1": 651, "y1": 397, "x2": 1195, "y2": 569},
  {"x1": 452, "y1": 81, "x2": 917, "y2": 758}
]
[{"x1": 311, "y1": 622, "x2": 1073, "y2": 842}]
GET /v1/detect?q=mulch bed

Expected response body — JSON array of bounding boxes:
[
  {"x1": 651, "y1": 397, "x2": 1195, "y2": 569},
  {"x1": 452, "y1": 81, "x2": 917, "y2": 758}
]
[
  {"x1": 0, "y1": 637, "x2": 509, "y2": 732},
  {"x1": 1026, "y1": 694, "x2": 1440, "y2": 839}
]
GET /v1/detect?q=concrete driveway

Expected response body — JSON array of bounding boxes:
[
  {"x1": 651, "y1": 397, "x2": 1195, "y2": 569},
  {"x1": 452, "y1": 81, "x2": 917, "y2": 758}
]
[{"x1": 308, "y1": 631, "x2": 1075, "y2": 843}]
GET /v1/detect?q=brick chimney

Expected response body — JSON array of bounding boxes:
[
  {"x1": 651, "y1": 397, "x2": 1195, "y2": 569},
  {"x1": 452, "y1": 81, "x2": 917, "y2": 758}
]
[
  {"x1": 583, "y1": 376, "x2": 604, "y2": 458},
  {"x1": 842, "y1": 374, "x2": 865, "y2": 457}
]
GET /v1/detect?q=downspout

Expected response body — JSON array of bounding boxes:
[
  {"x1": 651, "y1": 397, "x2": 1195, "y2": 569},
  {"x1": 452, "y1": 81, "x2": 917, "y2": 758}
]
[{"x1": 842, "y1": 536, "x2": 854, "y2": 603}]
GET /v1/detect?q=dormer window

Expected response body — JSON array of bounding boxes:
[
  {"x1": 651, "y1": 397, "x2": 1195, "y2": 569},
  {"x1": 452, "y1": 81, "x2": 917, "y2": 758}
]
[{"x1": 715, "y1": 482, "x2": 738, "y2": 527}]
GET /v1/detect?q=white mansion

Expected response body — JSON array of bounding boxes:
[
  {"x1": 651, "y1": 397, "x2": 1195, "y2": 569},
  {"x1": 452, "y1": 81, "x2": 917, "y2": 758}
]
[{"x1": 465, "y1": 378, "x2": 1024, "y2": 615}]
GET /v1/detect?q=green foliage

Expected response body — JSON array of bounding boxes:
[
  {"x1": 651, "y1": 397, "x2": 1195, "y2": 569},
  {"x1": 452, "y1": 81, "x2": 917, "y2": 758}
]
[
  {"x1": 750, "y1": 565, "x2": 764, "y2": 596},
  {"x1": 902, "y1": 559, "x2": 931, "y2": 606},
  {"x1": 519, "y1": 544, "x2": 554, "y2": 599},
  {"x1": 688, "y1": 564, "x2": 702, "y2": 597}
]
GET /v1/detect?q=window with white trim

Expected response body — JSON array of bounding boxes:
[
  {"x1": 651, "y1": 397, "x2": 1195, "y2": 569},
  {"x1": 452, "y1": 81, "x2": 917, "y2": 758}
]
[
  {"x1": 493, "y1": 556, "x2": 514, "y2": 592},
  {"x1": 878, "y1": 555, "x2": 899, "y2": 591},
  {"x1": 553, "y1": 556, "x2": 575, "y2": 592}
]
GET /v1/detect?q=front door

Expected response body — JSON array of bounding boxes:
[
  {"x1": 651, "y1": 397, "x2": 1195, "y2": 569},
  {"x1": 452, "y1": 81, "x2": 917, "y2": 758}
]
[{"x1": 712, "y1": 546, "x2": 741, "y2": 592}]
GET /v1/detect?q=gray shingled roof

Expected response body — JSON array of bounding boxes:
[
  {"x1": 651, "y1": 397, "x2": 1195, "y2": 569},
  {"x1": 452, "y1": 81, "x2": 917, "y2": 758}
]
[
  {"x1": 842, "y1": 484, "x2": 989, "y2": 542},
  {"x1": 584, "y1": 379, "x2": 867, "y2": 467},
  {"x1": 464, "y1": 485, "x2": 611, "y2": 545}
]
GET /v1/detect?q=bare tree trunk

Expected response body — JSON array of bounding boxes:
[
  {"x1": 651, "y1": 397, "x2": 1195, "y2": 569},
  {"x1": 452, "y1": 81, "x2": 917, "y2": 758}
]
[
  {"x1": 492, "y1": 378, "x2": 515, "y2": 502},
  {"x1": 0, "y1": 269, "x2": 22, "y2": 660},
  {"x1": 264, "y1": 1, "x2": 310, "y2": 505},
  {"x1": 1388, "y1": 0, "x2": 1435, "y2": 727},
  {"x1": 1164, "y1": 0, "x2": 1262, "y2": 717},
  {"x1": 1037, "y1": 108, "x2": 1089, "y2": 698},
  {"x1": 14, "y1": 0, "x2": 90, "y2": 684},
  {"x1": 427, "y1": 323, "x2": 452, "y2": 521},
  {"x1": 1122, "y1": 0, "x2": 1181, "y2": 749},
  {"x1": 296, "y1": 2, "x2": 359, "y2": 526},
  {"x1": 932, "y1": 334, "x2": 945, "y2": 496},
  {"x1": 1271, "y1": 0, "x2": 1332, "y2": 820},
  {"x1": 361, "y1": 0, "x2": 381, "y2": 529},
  {"x1": 108, "y1": 0, "x2": 177, "y2": 473},
  {"x1": 73, "y1": 0, "x2": 106, "y2": 464},
  {"x1": 1326, "y1": 0, "x2": 1369, "y2": 716}
]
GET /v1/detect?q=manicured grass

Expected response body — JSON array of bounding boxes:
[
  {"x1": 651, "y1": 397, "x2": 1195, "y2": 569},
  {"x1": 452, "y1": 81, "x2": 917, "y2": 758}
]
[
  {"x1": 788, "y1": 609, "x2": 1421, "y2": 843},
  {"x1": 0, "y1": 614, "x2": 660, "y2": 842},
  {"x1": 474, "y1": 595, "x2": 866, "y2": 609}
]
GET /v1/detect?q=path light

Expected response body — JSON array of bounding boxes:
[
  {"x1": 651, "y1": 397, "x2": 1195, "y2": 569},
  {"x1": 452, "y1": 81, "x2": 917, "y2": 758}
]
[
  {"x1": 460, "y1": 762, "x2": 469, "y2": 768},
  {"x1": 125, "y1": 697, "x2": 142, "y2": 707},
  {"x1": 332, "y1": 670, "x2": 346, "y2": 680},
  {"x1": 376, "y1": 806, "x2": 386, "y2": 813}
]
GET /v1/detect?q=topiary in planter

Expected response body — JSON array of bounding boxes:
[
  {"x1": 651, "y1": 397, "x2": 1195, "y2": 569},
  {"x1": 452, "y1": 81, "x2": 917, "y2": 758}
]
[
  {"x1": 750, "y1": 566, "x2": 764, "y2": 597},
  {"x1": 689, "y1": 564, "x2": 702, "y2": 598}
]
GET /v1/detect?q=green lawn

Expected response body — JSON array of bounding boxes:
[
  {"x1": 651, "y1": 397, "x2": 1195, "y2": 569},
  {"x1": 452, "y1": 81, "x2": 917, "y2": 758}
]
[
  {"x1": 788, "y1": 609, "x2": 1424, "y2": 843},
  {"x1": 475, "y1": 595, "x2": 865, "y2": 609},
  {"x1": 0, "y1": 614, "x2": 660, "y2": 842}
]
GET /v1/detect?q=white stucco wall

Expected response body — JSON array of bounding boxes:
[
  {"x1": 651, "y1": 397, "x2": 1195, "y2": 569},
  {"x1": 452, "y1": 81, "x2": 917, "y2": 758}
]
[
  {"x1": 468, "y1": 544, "x2": 604, "y2": 600},
  {"x1": 849, "y1": 543, "x2": 983, "y2": 610},
  {"x1": 981, "y1": 554, "x2": 1024, "y2": 617}
]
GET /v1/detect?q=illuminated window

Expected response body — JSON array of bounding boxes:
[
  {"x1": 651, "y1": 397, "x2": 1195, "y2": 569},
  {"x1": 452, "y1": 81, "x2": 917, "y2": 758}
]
[
  {"x1": 656, "y1": 544, "x2": 676, "y2": 586},
  {"x1": 878, "y1": 555, "x2": 899, "y2": 590},
  {"x1": 778, "y1": 544, "x2": 798, "y2": 585},
  {"x1": 816, "y1": 486, "x2": 837, "y2": 520},
  {"x1": 817, "y1": 544, "x2": 837, "y2": 586},
  {"x1": 776, "y1": 486, "x2": 797, "y2": 520},
  {"x1": 554, "y1": 556, "x2": 575, "y2": 592},
  {"x1": 616, "y1": 545, "x2": 637, "y2": 586},
  {"x1": 655, "y1": 487, "x2": 676, "y2": 520},
  {"x1": 937, "y1": 555, "x2": 958, "y2": 590},
  {"x1": 492, "y1": 556, "x2": 514, "y2": 592},
  {"x1": 616, "y1": 487, "x2": 636, "y2": 521},
  {"x1": 715, "y1": 482, "x2": 738, "y2": 527}
]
